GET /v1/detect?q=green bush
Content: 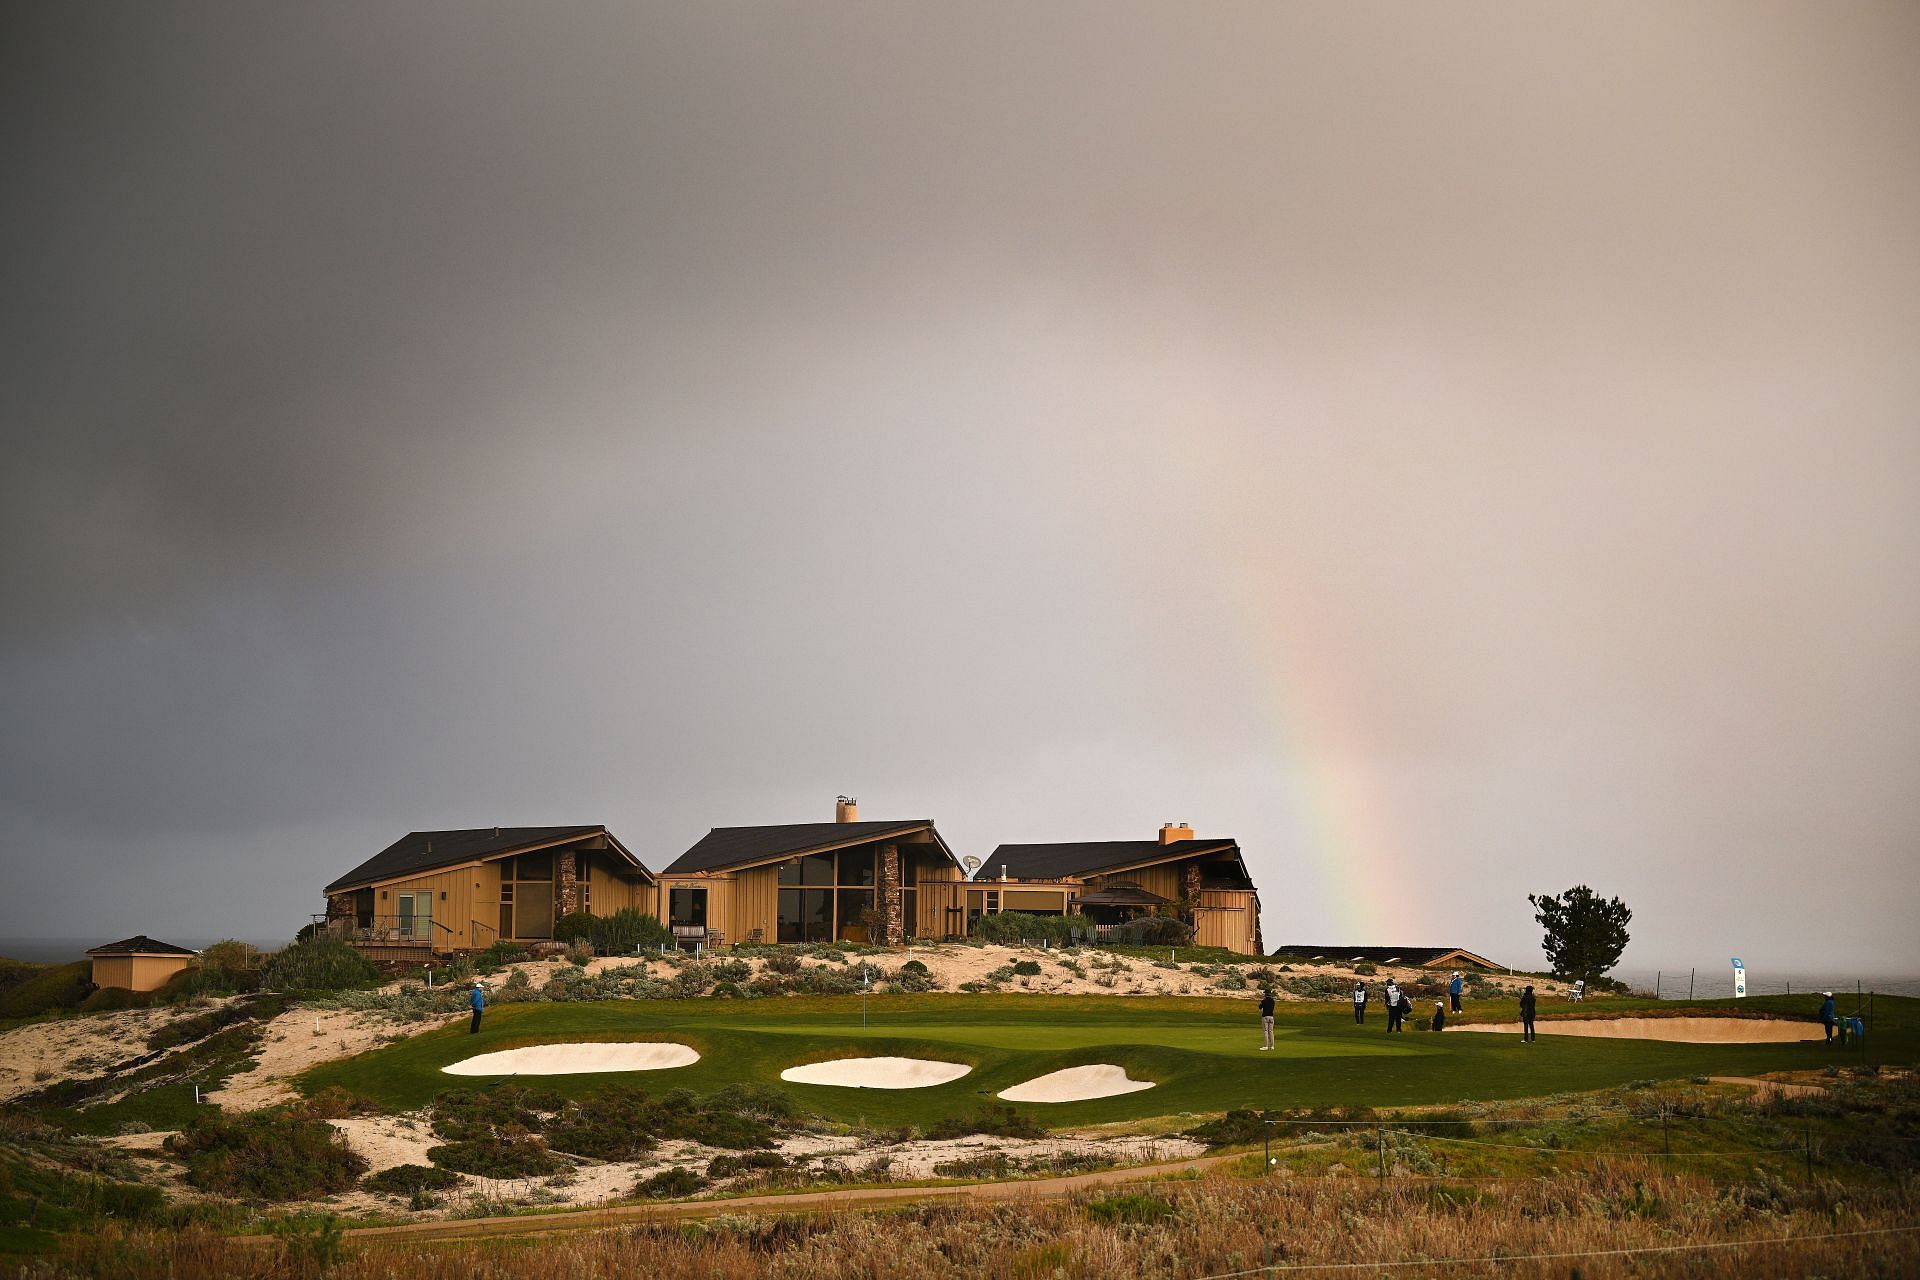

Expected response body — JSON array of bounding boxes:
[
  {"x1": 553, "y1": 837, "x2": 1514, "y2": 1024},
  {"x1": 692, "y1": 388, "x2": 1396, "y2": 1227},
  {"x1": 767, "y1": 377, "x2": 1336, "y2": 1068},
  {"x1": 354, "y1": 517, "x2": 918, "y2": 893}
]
[
  {"x1": 925, "y1": 1104, "x2": 1044, "y2": 1141},
  {"x1": 1011, "y1": 960, "x2": 1042, "y2": 976},
  {"x1": 429, "y1": 1084, "x2": 564, "y2": 1141},
  {"x1": 1101, "y1": 917, "x2": 1193, "y2": 947},
  {"x1": 586, "y1": 909, "x2": 674, "y2": 955},
  {"x1": 426, "y1": 1137, "x2": 558, "y2": 1178},
  {"x1": 362, "y1": 1164, "x2": 463, "y2": 1196},
  {"x1": 637, "y1": 1166, "x2": 706, "y2": 1199},
  {"x1": 544, "y1": 1086, "x2": 662, "y2": 1161},
  {"x1": 553, "y1": 912, "x2": 597, "y2": 943},
  {"x1": 899, "y1": 959, "x2": 930, "y2": 975},
  {"x1": 706, "y1": 1150, "x2": 787, "y2": 1178},
  {"x1": 260, "y1": 938, "x2": 379, "y2": 992},
  {"x1": 0, "y1": 962, "x2": 92, "y2": 1019},
  {"x1": 970, "y1": 912, "x2": 1077, "y2": 947},
  {"x1": 146, "y1": 994, "x2": 290, "y2": 1051},
  {"x1": 169, "y1": 1109, "x2": 367, "y2": 1201}
]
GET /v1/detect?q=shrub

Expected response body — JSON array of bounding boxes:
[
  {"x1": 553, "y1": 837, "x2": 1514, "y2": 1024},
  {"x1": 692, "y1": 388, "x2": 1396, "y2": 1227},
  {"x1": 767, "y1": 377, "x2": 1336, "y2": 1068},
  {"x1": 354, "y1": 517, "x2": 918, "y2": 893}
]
[
  {"x1": 766, "y1": 953, "x2": 803, "y2": 975},
  {"x1": 925, "y1": 1105, "x2": 1045, "y2": 1140},
  {"x1": 427, "y1": 1137, "x2": 559, "y2": 1178},
  {"x1": 0, "y1": 961, "x2": 92, "y2": 1019},
  {"x1": 1101, "y1": 917, "x2": 1194, "y2": 947},
  {"x1": 1352, "y1": 962, "x2": 1378, "y2": 975},
  {"x1": 169, "y1": 1109, "x2": 368, "y2": 1201},
  {"x1": 362, "y1": 1164, "x2": 463, "y2": 1196},
  {"x1": 430, "y1": 1084, "x2": 564, "y2": 1141},
  {"x1": 587, "y1": 909, "x2": 674, "y2": 955},
  {"x1": 707, "y1": 1151, "x2": 787, "y2": 1178},
  {"x1": 553, "y1": 912, "x2": 597, "y2": 943},
  {"x1": 1011, "y1": 960, "x2": 1042, "y2": 977},
  {"x1": 899, "y1": 959, "x2": 930, "y2": 975},
  {"x1": 544, "y1": 1086, "x2": 661, "y2": 1161},
  {"x1": 637, "y1": 1166, "x2": 707, "y2": 1199},
  {"x1": 261, "y1": 938, "x2": 379, "y2": 992},
  {"x1": 970, "y1": 912, "x2": 1076, "y2": 947}
]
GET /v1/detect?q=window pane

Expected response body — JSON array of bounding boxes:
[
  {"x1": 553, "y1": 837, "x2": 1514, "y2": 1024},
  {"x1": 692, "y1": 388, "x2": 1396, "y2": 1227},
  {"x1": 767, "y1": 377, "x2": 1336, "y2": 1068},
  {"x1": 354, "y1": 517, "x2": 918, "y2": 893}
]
[
  {"x1": 837, "y1": 848, "x2": 875, "y2": 887},
  {"x1": 802, "y1": 854, "x2": 835, "y2": 886},
  {"x1": 900, "y1": 854, "x2": 918, "y2": 887},
  {"x1": 778, "y1": 860, "x2": 801, "y2": 886},
  {"x1": 516, "y1": 883, "x2": 554, "y2": 937},
  {"x1": 777, "y1": 889, "x2": 803, "y2": 942},
  {"x1": 902, "y1": 889, "x2": 918, "y2": 937},
  {"x1": 514, "y1": 851, "x2": 553, "y2": 881},
  {"x1": 669, "y1": 888, "x2": 707, "y2": 927},
  {"x1": 836, "y1": 889, "x2": 875, "y2": 941},
  {"x1": 779, "y1": 888, "x2": 832, "y2": 942}
]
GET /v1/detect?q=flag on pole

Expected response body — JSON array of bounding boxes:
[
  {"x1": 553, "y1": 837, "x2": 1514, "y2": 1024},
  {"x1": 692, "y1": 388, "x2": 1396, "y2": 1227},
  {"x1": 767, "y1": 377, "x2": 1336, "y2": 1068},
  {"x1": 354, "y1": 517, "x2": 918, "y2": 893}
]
[{"x1": 1731, "y1": 957, "x2": 1746, "y2": 998}]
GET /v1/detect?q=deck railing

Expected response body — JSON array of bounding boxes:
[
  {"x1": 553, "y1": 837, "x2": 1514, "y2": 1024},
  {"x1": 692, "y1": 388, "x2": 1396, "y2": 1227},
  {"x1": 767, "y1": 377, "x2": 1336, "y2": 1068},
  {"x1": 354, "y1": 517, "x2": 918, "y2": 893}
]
[{"x1": 314, "y1": 914, "x2": 453, "y2": 947}]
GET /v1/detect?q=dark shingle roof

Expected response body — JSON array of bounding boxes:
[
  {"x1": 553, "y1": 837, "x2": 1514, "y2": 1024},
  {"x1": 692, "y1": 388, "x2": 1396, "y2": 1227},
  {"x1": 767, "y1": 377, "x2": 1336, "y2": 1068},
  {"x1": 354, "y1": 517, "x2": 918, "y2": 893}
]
[
  {"x1": 86, "y1": 936, "x2": 197, "y2": 957},
  {"x1": 325, "y1": 827, "x2": 644, "y2": 894},
  {"x1": 663, "y1": 821, "x2": 945, "y2": 875},
  {"x1": 1276, "y1": 945, "x2": 1502, "y2": 970},
  {"x1": 978, "y1": 838, "x2": 1238, "y2": 881}
]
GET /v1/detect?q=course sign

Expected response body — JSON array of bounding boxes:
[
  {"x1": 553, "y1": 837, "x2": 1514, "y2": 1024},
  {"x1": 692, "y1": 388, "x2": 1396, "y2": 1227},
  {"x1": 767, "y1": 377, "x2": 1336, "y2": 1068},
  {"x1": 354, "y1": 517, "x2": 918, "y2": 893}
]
[{"x1": 1731, "y1": 957, "x2": 1746, "y2": 998}]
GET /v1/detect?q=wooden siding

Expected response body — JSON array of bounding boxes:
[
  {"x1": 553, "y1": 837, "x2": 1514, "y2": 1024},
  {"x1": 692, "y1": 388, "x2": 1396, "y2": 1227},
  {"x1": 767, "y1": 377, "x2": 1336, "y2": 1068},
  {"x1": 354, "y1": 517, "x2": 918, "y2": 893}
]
[
  {"x1": 1194, "y1": 889, "x2": 1260, "y2": 953},
  {"x1": 370, "y1": 864, "x2": 484, "y2": 949},
  {"x1": 90, "y1": 954, "x2": 193, "y2": 992}
]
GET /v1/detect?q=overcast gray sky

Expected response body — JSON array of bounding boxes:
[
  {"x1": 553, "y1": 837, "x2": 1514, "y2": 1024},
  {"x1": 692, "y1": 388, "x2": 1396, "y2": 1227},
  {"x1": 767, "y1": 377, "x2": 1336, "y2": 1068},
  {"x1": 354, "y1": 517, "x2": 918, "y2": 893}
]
[{"x1": 3, "y1": 2, "x2": 1916, "y2": 975}]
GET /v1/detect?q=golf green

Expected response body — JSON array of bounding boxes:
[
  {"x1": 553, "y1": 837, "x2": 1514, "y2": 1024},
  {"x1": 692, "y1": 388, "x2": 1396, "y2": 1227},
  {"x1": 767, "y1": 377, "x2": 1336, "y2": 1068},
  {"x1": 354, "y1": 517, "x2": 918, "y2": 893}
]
[{"x1": 302, "y1": 992, "x2": 1915, "y2": 1129}]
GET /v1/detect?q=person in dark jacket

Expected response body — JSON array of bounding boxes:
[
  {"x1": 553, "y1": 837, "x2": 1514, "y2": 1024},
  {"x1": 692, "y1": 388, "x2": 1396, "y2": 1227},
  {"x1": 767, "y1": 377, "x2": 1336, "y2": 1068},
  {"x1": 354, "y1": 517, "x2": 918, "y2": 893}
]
[
  {"x1": 1430, "y1": 999, "x2": 1446, "y2": 1032},
  {"x1": 1820, "y1": 992, "x2": 1837, "y2": 1043},
  {"x1": 1519, "y1": 985, "x2": 1537, "y2": 1043},
  {"x1": 1259, "y1": 988, "x2": 1276, "y2": 1050},
  {"x1": 1352, "y1": 982, "x2": 1369, "y2": 1024},
  {"x1": 469, "y1": 981, "x2": 486, "y2": 1034},
  {"x1": 1448, "y1": 971, "x2": 1464, "y2": 1013},
  {"x1": 1384, "y1": 980, "x2": 1404, "y2": 1033}
]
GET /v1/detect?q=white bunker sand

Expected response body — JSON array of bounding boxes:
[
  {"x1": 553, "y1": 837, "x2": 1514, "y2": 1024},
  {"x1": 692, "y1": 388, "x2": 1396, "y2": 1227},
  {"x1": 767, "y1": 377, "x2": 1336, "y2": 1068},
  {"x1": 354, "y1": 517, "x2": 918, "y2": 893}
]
[
  {"x1": 780, "y1": 1056, "x2": 971, "y2": 1089},
  {"x1": 999, "y1": 1064, "x2": 1156, "y2": 1104},
  {"x1": 443, "y1": 1042, "x2": 699, "y2": 1076},
  {"x1": 1458, "y1": 1018, "x2": 1824, "y2": 1045}
]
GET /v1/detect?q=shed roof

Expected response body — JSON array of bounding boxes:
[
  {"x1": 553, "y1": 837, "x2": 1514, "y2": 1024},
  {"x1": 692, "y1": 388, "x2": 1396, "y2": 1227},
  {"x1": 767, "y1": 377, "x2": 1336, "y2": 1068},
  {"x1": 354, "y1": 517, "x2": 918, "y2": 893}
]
[
  {"x1": 1074, "y1": 884, "x2": 1173, "y2": 908},
  {"x1": 663, "y1": 821, "x2": 954, "y2": 876},
  {"x1": 325, "y1": 826, "x2": 650, "y2": 894},
  {"x1": 86, "y1": 936, "x2": 197, "y2": 957},
  {"x1": 978, "y1": 838, "x2": 1240, "y2": 882}
]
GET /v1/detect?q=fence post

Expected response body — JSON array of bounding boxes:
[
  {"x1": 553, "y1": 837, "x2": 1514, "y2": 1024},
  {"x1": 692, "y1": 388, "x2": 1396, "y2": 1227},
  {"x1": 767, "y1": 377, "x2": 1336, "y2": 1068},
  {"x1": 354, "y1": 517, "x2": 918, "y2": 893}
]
[
  {"x1": 1655, "y1": 970, "x2": 1661, "y2": 1000},
  {"x1": 1377, "y1": 1126, "x2": 1386, "y2": 1181},
  {"x1": 1689, "y1": 968, "x2": 1695, "y2": 1000}
]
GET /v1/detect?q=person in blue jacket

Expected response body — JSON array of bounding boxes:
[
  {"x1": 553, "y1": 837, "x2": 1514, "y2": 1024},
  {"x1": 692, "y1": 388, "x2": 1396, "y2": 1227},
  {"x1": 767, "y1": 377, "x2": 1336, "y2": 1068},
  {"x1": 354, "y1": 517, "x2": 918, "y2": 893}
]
[
  {"x1": 469, "y1": 980, "x2": 487, "y2": 1034},
  {"x1": 1820, "y1": 991, "x2": 1836, "y2": 1044},
  {"x1": 1448, "y1": 971, "x2": 1464, "y2": 1013}
]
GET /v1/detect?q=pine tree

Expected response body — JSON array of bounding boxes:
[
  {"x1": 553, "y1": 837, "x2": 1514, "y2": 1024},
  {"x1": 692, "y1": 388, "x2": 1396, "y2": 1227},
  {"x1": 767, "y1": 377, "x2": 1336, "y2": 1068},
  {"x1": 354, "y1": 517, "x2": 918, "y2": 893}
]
[{"x1": 1527, "y1": 885, "x2": 1632, "y2": 985}]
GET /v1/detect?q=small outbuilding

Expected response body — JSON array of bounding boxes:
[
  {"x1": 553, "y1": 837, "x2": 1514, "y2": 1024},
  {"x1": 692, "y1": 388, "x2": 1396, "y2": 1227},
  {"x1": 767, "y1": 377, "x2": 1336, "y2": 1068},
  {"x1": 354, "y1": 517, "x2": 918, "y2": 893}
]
[{"x1": 86, "y1": 936, "x2": 198, "y2": 992}]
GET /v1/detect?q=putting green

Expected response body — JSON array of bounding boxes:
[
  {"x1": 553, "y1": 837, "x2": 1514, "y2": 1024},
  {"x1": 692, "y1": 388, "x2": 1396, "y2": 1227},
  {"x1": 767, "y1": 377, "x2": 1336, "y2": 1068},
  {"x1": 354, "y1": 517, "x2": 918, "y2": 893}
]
[{"x1": 300, "y1": 992, "x2": 1915, "y2": 1130}]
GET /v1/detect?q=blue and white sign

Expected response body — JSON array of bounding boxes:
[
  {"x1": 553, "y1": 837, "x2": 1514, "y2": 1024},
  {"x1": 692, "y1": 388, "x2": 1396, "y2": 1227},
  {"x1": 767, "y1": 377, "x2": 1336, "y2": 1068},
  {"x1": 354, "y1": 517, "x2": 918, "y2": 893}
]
[{"x1": 1731, "y1": 957, "x2": 1746, "y2": 998}]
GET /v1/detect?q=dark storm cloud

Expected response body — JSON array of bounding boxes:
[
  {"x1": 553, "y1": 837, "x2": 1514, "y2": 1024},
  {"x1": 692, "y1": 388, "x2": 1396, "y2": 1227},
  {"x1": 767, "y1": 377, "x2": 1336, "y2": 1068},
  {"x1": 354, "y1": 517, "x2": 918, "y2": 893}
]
[{"x1": 1, "y1": 2, "x2": 1916, "y2": 970}]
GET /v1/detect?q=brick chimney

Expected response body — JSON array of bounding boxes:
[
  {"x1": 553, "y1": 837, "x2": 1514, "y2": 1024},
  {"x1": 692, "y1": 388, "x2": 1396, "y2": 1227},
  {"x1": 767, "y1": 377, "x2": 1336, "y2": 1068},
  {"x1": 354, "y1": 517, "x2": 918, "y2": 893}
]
[
  {"x1": 1159, "y1": 821, "x2": 1194, "y2": 844},
  {"x1": 835, "y1": 795, "x2": 859, "y2": 823}
]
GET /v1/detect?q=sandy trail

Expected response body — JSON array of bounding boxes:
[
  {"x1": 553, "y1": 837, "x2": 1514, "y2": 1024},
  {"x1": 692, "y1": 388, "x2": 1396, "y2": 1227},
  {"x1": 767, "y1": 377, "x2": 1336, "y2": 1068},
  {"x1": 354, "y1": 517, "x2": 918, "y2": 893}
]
[
  {"x1": 210, "y1": 1005, "x2": 457, "y2": 1111},
  {"x1": 442, "y1": 1042, "x2": 699, "y2": 1076},
  {"x1": 0, "y1": 1003, "x2": 223, "y2": 1103},
  {"x1": 999, "y1": 1064, "x2": 1156, "y2": 1103},
  {"x1": 780, "y1": 1056, "x2": 971, "y2": 1088},
  {"x1": 1457, "y1": 1017, "x2": 1823, "y2": 1044}
]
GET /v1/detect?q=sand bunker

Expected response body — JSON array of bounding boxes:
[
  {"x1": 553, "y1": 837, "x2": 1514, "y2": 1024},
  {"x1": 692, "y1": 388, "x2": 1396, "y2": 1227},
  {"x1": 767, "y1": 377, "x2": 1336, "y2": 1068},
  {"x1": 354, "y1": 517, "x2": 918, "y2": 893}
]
[
  {"x1": 442, "y1": 1042, "x2": 699, "y2": 1076},
  {"x1": 1458, "y1": 1017, "x2": 1823, "y2": 1044},
  {"x1": 779, "y1": 1056, "x2": 972, "y2": 1089},
  {"x1": 998, "y1": 1064, "x2": 1156, "y2": 1103}
]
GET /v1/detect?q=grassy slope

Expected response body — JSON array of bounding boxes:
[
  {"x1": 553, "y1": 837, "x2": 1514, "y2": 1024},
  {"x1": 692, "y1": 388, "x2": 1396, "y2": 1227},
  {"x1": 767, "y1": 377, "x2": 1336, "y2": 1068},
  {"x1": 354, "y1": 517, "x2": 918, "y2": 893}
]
[{"x1": 301, "y1": 991, "x2": 1918, "y2": 1129}]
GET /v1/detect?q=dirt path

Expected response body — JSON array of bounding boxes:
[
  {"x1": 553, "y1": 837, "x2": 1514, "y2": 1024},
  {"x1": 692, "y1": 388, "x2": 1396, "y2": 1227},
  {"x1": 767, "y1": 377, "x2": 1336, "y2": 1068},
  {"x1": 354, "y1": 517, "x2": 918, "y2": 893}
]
[
  {"x1": 292, "y1": 1151, "x2": 1244, "y2": 1245},
  {"x1": 1709, "y1": 1075, "x2": 1828, "y2": 1100}
]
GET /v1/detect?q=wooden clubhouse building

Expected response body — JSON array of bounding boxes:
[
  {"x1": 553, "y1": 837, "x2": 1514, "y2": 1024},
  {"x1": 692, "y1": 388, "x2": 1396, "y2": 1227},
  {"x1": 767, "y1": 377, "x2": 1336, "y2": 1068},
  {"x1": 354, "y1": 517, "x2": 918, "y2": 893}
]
[{"x1": 319, "y1": 802, "x2": 1266, "y2": 958}]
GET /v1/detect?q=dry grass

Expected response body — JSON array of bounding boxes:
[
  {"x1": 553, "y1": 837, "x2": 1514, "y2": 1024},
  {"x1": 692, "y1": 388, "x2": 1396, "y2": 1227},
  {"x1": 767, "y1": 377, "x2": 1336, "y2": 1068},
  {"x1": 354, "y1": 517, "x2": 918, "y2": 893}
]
[{"x1": 32, "y1": 1163, "x2": 1920, "y2": 1279}]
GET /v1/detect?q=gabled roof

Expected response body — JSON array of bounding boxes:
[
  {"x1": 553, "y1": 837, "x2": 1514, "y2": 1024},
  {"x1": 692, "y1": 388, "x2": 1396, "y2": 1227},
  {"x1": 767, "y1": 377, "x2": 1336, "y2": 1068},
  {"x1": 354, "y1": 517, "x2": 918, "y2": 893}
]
[
  {"x1": 978, "y1": 838, "x2": 1241, "y2": 882},
  {"x1": 663, "y1": 821, "x2": 955, "y2": 876},
  {"x1": 325, "y1": 826, "x2": 651, "y2": 894},
  {"x1": 1277, "y1": 945, "x2": 1503, "y2": 971},
  {"x1": 1074, "y1": 884, "x2": 1173, "y2": 908},
  {"x1": 87, "y1": 936, "x2": 197, "y2": 957}
]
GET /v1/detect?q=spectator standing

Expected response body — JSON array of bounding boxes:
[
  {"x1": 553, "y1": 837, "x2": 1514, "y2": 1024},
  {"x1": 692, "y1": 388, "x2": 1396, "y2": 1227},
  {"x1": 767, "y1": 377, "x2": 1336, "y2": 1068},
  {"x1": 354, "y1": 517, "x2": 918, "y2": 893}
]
[
  {"x1": 1259, "y1": 988, "x2": 1277, "y2": 1050},
  {"x1": 1519, "y1": 984, "x2": 1537, "y2": 1043},
  {"x1": 469, "y1": 981, "x2": 486, "y2": 1034},
  {"x1": 1352, "y1": 981, "x2": 1369, "y2": 1024},
  {"x1": 1384, "y1": 979, "x2": 1404, "y2": 1033},
  {"x1": 1448, "y1": 971, "x2": 1464, "y2": 1013},
  {"x1": 1820, "y1": 992, "x2": 1837, "y2": 1044},
  {"x1": 1430, "y1": 999, "x2": 1446, "y2": 1032}
]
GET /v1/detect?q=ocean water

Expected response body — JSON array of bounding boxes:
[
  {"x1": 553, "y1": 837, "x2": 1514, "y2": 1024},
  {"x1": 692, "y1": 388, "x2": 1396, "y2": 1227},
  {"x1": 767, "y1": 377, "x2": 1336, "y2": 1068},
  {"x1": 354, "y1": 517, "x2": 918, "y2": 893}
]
[
  {"x1": 0, "y1": 937, "x2": 291, "y2": 965},
  {"x1": 1613, "y1": 968, "x2": 1920, "y2": 1001}
]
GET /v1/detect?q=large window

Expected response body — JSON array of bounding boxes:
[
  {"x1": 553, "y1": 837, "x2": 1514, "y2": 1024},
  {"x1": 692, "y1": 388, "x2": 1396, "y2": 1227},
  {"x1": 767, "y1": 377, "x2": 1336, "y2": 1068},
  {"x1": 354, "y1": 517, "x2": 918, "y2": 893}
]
[
  {"x1": 777, "y1": 847, "x2": 896, "y2": 942},
  {"x1": 669, "y1": 887, "x2": 707, "y2": 928},
  {"x1": 500, "y1": 853, "x2": 556, "y2": 940}
]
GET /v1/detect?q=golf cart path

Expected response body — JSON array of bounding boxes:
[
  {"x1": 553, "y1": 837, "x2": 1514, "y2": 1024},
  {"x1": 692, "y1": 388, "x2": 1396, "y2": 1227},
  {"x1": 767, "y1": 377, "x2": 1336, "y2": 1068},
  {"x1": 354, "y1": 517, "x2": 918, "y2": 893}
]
[{"x1": 316, "y1": 1151, "x2": 1244, "y2": 1244}]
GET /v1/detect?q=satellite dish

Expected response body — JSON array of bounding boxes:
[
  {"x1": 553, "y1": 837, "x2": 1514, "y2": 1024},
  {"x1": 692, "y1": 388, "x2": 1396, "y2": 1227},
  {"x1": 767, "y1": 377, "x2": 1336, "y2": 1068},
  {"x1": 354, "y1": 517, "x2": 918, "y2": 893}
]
[{"x1": 962, "y1": 855, "x2": 982, "y2": 875}]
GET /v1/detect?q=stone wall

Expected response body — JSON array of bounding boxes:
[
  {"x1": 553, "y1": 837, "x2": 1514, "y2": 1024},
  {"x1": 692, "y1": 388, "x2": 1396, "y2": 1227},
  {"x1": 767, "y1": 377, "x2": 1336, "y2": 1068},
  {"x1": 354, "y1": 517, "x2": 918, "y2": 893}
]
[{"x1": 557, "y1": 851, "x2": 581, "y2": 918}]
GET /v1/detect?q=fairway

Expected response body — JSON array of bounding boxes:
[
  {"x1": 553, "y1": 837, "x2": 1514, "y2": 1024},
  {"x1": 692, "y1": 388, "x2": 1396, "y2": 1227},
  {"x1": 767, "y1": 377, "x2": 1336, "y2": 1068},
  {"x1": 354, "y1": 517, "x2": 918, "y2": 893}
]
[{"x1": 303, "y1": 992, "x2": 1915, "y2": 1129}]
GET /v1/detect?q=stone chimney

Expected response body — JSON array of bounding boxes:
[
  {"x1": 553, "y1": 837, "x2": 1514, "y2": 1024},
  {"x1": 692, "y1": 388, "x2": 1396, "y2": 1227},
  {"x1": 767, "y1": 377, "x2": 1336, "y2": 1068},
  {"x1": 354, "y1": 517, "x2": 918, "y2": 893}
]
[
  {"x1": 835, "y1": 795, "x2": 859, "y2": 823},
  {"x1": 1159, "y1": 821, "x2": 1195, "y2": 844}
]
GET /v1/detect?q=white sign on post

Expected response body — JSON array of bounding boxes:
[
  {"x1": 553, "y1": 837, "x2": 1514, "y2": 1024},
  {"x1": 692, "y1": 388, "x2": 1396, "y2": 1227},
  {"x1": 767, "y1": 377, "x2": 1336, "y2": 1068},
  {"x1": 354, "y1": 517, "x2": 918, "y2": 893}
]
[{"x1": 1731, "y1": 957, "x2": 1746, "y2": 998}]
